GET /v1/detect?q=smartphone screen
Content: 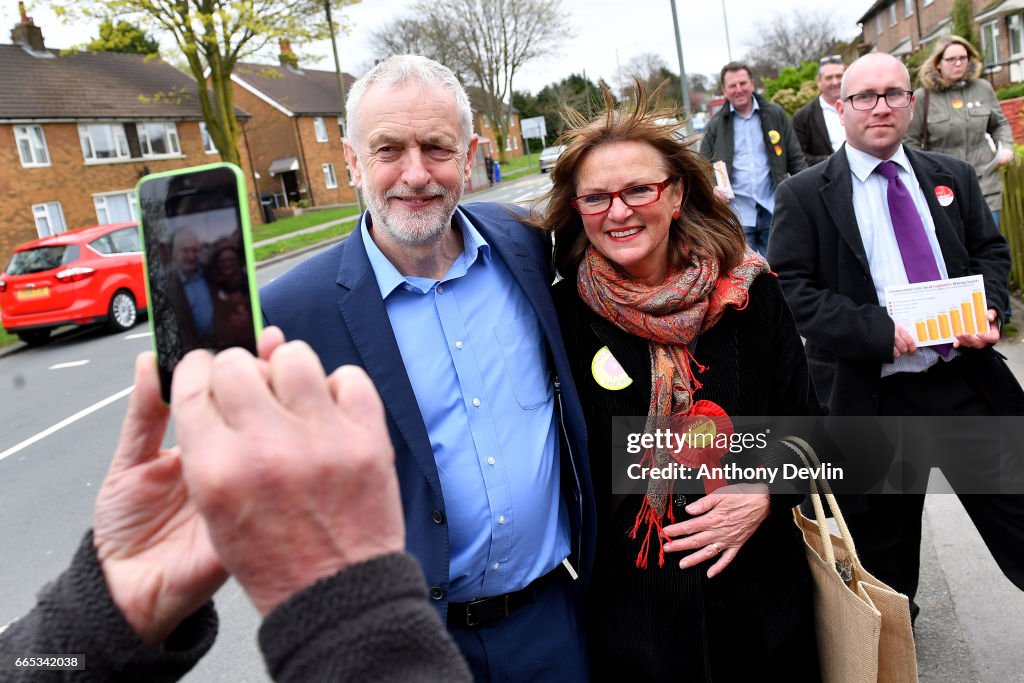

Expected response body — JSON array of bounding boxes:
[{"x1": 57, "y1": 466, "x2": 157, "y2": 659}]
[{"x1": 137, "y1": 164, "x2": 260, "y2": 401}]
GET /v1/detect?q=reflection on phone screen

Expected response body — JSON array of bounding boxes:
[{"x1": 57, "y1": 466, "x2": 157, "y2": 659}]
[{"x1": 139, "y1": 166, "x2": 256, "y2": 400}]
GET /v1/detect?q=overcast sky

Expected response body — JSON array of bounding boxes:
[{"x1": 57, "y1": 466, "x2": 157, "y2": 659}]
[{"x1": 5, "y1": 1, "x2": 866, "y2": 94}]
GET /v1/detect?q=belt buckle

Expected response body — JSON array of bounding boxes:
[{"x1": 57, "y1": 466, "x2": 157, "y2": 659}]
[{"x1": 464, "y1": 594, "x2": 511, "y2": 627}]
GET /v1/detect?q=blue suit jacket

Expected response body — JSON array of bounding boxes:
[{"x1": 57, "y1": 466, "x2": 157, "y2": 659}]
[{"x1": 260, "y1": 202, "x2": 595, "y2": 619}]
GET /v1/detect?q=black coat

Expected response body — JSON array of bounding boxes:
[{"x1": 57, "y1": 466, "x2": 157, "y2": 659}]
[
  {"x1": 553, "y1": 274, "x2": 822, "y2": 682},
  {"x1": 792, "y1": 98, "x2": 835, "y2": 166},
  {"x1": 769, "y1": 144, "x2": 1022, "y2": 417}
]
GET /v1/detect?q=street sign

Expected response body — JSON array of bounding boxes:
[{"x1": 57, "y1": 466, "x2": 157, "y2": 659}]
[{"x1": 520, "y1": 115, "x2": 547, "y2": 140}]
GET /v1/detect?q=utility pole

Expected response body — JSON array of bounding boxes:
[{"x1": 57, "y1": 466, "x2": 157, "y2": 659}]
[
  {"x1": 669, "y1": 0, "x2": 693, "y2": 126},
  {"x1": 324, "y1": 0, "x2": 363, "y2": 214},
  {"x1": 722, "y1": 0, "x2": 733, "y2": 62}
]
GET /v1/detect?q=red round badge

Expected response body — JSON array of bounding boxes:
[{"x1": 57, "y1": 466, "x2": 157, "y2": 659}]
[{"x1": 934, "y1": 185, "x2": 954, "y2": 207}]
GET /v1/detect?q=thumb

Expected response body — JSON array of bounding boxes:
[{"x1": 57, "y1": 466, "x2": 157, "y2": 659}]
[
  {"x1": 171, "y1": 350, "x2": 226, "y2": 467},
  {"x1": 107, "y1": 353, "x2": 169, "y2": 473}
]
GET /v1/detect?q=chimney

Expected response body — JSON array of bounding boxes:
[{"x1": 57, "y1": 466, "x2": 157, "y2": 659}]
[
  {"x1": 279, "y1": 39, "x2": 298, "y2": 68},
  {"x1": 10, "y1": 1, "x2": 45, "y2": 51}
]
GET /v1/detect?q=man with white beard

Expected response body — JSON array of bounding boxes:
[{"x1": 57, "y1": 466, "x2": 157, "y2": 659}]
[{"x1": 260, "y1": 55, "x2": 594, "y2": 683}]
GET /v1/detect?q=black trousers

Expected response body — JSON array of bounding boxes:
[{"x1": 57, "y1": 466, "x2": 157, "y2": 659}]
[{"x1": 842, "y1": 356, "x2": 1024, "y2": 608}]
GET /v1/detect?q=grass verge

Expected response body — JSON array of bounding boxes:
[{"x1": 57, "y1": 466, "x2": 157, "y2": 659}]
[
  {"x1": 254, "y1": 222, "x2": 356, "y2": 261},
  {"x1": 0, "y1": 326, "x2": 18, "y2": 348},
  {"x1": 253, "y1": 205, "x2": 359, "y2": 242}
]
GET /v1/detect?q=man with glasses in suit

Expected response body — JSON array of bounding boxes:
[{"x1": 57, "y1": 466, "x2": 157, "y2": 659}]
[{"x1": 769, "y1": 52, "x2": 1024, "y2": 622}]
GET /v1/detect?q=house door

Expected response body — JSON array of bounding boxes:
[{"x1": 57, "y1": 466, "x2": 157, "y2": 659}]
[{"x1": 279, "y1": 171, "x2": 300, "y2": 205}]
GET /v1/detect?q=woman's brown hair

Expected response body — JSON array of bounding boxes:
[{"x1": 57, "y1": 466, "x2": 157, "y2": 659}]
[{"x1": 530, "y1": 80, "x2": 745, "y2": 279}]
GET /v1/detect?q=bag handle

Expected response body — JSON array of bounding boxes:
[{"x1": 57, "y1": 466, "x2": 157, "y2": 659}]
[{"x1": 781, "y1": 437, "x2": 860, "y2": 579}]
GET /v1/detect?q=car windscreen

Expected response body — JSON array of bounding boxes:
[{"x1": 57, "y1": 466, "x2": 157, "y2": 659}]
[{"x1": 5, "y1": 245, "x2": 80, "y2": 275}]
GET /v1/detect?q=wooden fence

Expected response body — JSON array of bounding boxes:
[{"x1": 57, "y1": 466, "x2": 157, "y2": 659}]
[{"x1": 1002, "y1": 159, "x2": 1024, "y2": 291}]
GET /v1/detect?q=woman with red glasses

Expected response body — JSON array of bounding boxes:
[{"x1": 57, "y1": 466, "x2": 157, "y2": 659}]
[{"x1": 532, "y1": 83, "x2": 823, "y2": 681}]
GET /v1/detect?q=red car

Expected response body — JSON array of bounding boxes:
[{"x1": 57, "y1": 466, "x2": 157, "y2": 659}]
[{"x1": 0, "y1": 222, "x2": 147, "y2": 345}]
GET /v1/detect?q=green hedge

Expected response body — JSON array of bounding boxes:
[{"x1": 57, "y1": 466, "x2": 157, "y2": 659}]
[{"x1": 997, "y1": 83, "x2": 1024, "y2": 101}]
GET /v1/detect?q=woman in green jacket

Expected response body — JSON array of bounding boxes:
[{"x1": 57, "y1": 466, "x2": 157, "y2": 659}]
[{"x1": 905, "y1": 35, "x2": 1015, "y2": 227}]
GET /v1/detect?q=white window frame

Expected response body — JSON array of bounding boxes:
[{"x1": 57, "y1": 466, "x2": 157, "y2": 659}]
[
  {"x1": 314, "y1": 116, "x2": 329, "y2": 142},
  {"x1": 1008, "y1": 14, "x2": 1023, "y2": 59},
  {"x1": 78, "y1": 123, "x2": 130, "y2": 162},
  {"x1": 888, "y1": 3, "x2": 897, "y2": 26},
  {"x1": 93, "y1": 190, "x2": 139, "y2": 225},
  {"x1": 14, "y1": 125, "x2": 50, "y2": 167},
  {"x1": 322, "y1": 162, "x2": 338, "y2": 189},
  {"x1": 32, "y1": 201, "x2": 66, "y2": 237},
  {"x1": 922, "y1": 0, "x2": 933, "y2": 5},
  {"x1": 876, "y1": 13, "x2": 883, "y2": 34},
  {"x1": 137, "y1": 121, "x2": 181, "y2": 158},
  {"x1": 983, "y1": 20, "x2": 1001, "y2": 68},
  {"x1": 904, "y1": 0, "x2": 913, "y2": 17},
  {"x1": 199, "y1": 121, "x2": 218, "y2": 154},
  {"x1": 337, "y1": 116, "x2": 346, "y2": 140}
]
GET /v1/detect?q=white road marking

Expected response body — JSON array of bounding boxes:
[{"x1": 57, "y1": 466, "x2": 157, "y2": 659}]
[
  {"x1": 124, "y1": 332, "x2": 152, "y2": 340},
  {"x1": 0, "y1": 385, "x2": 134, "y2": 463},
  {"x1": 49, "y1": 360, "x2": 90, "y2": 370}
]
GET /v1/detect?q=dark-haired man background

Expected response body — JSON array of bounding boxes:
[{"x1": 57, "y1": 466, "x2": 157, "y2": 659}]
[{"x1": 792, "y1": 56, "x2": 846, "y2": 166}]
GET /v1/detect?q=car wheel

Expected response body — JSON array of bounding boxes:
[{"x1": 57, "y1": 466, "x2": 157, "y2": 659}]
[
  {"x1": 17, "y1": 329, "x2": 51, "y2": 346},
  {"x1": 108, "y1": 290, "x2": 138, "y2": 332}
]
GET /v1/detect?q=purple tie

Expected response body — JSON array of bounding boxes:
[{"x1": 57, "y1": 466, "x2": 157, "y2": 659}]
[{"x1": 875, "y1": 160, "x2": 950, "y2": 356}]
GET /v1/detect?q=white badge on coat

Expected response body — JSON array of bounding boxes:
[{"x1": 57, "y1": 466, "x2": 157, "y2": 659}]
[{"x1": 591, "y1": 346, "x2": 633, "y2": 390}]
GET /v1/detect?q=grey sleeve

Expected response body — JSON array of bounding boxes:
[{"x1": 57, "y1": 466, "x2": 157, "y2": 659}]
[
  {"x1": 259, "y1": 553, "x2": 473, "y2": 683},
  {"x1": 0, "y1": 532, "x2": 217, "y2": 683}
]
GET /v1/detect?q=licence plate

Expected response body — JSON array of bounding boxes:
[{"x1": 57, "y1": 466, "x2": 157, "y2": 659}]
[{"x1": 16, "y1": 286, "x2": 50, "y2": 301}]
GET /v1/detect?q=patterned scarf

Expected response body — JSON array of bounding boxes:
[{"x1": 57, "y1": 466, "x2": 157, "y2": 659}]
[{"x1": 577, "y1": 245, "x2": 771, "y2": 567}]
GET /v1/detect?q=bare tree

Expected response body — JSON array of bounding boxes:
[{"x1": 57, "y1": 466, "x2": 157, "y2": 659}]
[
  {"x1": 744, "y1": 11, "x2": 843, "y2": 79},
  {"x1": 368, "y1": 16, "x2": 469, "y2": 84},
  {"x1": 368, "y1": 0, "x2": 571, "y2": 162}
]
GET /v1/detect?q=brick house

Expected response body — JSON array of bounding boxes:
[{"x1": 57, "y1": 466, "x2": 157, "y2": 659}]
[
  {"x1": 858, "y1": 0, "x2": 1024, "y2": 88},
  {"x1": 0, "y1": 12, "x2": 260, "y2": 260},
  {"x1": 466, "y1": 86, "x2": 525, "y2": 160},
  {"x1": 230, "y1": 45, "x2": 358, "y2": 209}
]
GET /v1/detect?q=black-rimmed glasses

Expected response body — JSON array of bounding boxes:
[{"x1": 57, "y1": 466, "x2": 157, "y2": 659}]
[
  {"x1": 942, "y1": 55, "x2": 970, "y2": 65},
  {"x1": 571, "y1": 179, "x2": 675, "y2": 215},
  {"x1": 843, "y1": 89, "x2": 913, "y2": 111}
]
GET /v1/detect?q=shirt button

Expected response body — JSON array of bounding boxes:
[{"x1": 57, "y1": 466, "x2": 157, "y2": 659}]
[
  {"x1": 437, "y1": 284, "x2": 445, "y2": 294},
  {"x1": 430, "y1": 586, "x2": 443, "y2": 600},
  {"x1": 498, "y1": 515, "x2": 506, "y2": 525},
  {"x1": 487, "y1": 457, "x2": 496, "y2": 466},
  {"x1": 431, "y1": 509, "x2": 445, "y2": 524},
  {"x1": 472, "y1": 398, "x2": 481, "y2": 407},
  {"x1": 455, "y1": 340, "x2": 463, "y2": 349},
  {"x1": 492, "y1": 563, "x2": 500, "y2": 571}
]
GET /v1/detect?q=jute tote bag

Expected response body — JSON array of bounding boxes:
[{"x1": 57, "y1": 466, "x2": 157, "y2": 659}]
[{"x1": 781, "y1": 437, "x2": 918, "y2": 683}]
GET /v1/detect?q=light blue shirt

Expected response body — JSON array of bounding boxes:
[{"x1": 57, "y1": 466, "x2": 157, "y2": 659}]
[
  {"x1": 179, "y1": 271, "x2": 212, "y2": 337},
  {"x1": 361, "y1": 209, "x2": 569, "y2": 601},
  {"x1": 846, "y1": 144, "x2": 957, "y2": 376},
  {"x1": 729, "y1": 98, "x2": 777, "y2": 226}
]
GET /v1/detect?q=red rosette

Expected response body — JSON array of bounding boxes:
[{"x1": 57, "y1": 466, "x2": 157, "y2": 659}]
[{"x1": 670, "y1": 400, "x2": 733, "y2": 494}]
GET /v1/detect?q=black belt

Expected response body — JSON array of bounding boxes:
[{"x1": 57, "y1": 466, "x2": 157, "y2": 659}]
[{"x1": 447, "y1": 564, "x2": 568, "y2": 628}]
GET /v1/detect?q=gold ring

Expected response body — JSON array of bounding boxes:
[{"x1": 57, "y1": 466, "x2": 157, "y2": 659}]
[{"x1": 711, "y1": 542, "x2": 722, "y2": 555}]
